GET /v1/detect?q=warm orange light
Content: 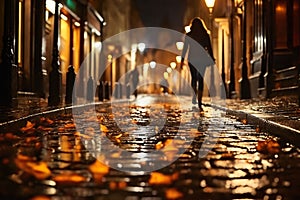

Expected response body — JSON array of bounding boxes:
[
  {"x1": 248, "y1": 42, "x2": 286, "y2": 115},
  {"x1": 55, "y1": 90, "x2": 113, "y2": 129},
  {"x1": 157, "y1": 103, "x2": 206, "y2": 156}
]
[
  {"x1": 235, "y1": 0, "x2": 243, "y2": 6},
  {"x1": 205, "y1": 0, "x2": 215, "y2": 13},
  {"x1": 170, "y1": 62, "x2": 177, "y2": 69},
  {"x1": 176, "y1": 42, "x2": 184, "y2": 50},
  {"x1": 60, "y1": 13, "x2": 68, "y2": 21}
]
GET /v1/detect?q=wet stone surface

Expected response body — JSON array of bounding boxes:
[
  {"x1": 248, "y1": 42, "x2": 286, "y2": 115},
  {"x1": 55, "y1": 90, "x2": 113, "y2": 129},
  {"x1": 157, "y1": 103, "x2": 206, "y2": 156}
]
[
  {"x1": 226, "y1": 96, "x2": 300, "y2": 131},
  {"x1": 1, "y1": 96, "x2": 300, "y2": 199}
]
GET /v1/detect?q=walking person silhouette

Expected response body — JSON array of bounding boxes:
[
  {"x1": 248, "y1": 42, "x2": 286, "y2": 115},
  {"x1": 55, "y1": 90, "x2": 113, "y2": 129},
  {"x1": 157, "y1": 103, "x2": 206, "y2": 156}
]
[
  {"x1": 180, "y1": 17, "x2": 215, "y2": 112},
  {"x1": 130, "y1": 67, "x2": 139, "y2": 98}
]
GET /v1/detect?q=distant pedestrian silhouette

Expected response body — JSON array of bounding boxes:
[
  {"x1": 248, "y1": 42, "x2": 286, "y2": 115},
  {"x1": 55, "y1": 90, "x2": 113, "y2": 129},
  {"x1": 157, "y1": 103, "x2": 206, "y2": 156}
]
[
  {"x1": 160, "y1": 77, "x2": 169, "y2": 94},
  {"x1": 130, "y1": 67, "x2": 139, "y2": 98},
  {"x1": 180, "y1": 17, "x2": 215, "y2": 112}
]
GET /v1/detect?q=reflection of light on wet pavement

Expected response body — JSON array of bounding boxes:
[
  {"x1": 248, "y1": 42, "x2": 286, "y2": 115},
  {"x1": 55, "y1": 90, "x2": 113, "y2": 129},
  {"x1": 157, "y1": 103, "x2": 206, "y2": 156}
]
[
  {"x1": 134, "y1": 96, "x2": 155, "y2": 107},
  {"x1": 2, "y1": 95, "x2": 300, "y2": 199}
]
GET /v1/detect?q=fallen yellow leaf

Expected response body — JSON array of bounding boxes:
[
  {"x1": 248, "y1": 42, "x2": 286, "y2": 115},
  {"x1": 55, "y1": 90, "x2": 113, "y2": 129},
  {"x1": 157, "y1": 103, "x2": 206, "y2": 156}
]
[
  {"x1": 20, "y1": 121, "x2": 35, "y2": 132},
  {"x1": 64, "y1": 123, "x2": 76, "y2": 129},
  {"x1": 26, "y1": 162, "x2": 51, "y2": 180},
  {"x1": 242, "y1": 119, "x2": 248, "y2": 125},
  {"x1": 53, "y1": 173, "x2": 87, "y2": 183},
  {"x1": 257, "y1": 139, "x2": 280, "y2": 154},
  {"x1": 149, "y1": 172, "x2": 179, "y2": 185},
  {"x1": 165, "y1": 188, "x2": 183, "y2": 199},
  {"x1": 15, "y1": 155, "x2": 51, "y2": 180},
  {"x1": 109, "y1": 181, "x2": 117, "y2": 190},
  {"x1": 88, "y1": 160, "x2": 109, "y2": 175},
  {"x1": 100, "y1": 124, "x2": 109, "y2": 133}
]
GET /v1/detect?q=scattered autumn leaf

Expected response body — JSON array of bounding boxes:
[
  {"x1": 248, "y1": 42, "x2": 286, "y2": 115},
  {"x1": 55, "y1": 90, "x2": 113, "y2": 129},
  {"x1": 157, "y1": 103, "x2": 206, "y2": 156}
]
[
  {"x1": 25, "y1": 136, "x2": 38, "y2": 143},
  {"x1": 20, "y1": 121, "x2": 36, "y2": 132},
  {"x1": 242, "y1": 119, "x2": 248, "y2": 125},
  {"x1": 15, "y1": 154, "x2": 51, "y2": 180},
  {"x1": 111, "y1": 152, "x2": 121, "y2": 158},
  {"x1": 40, "y1": 117, "x2": 54, "y2": 125},
  {"x1": 53, "y1": 173, "x2": 87, "y2": 184},
  {"x1": 100, "y1": 124, "x2": 108, "y2": 133},
  {"x1": 26, "y1": 162, "x2": 51, "y2": 180},
  {"x1": 149, "y1": 172, "x2": 179, "y2": 185},
  {"x1": 165, "y1": 188, "x2": 183, "y2": 199},
  {"x1": 163, "y1": 142, "x2": 178, "y2": 152},
  {"x1": 57, "y1": 127, "x2": 65, "y2": 132},
  {"x1": 131, "y1": 119, "x2": 138, "y2": 125},
  {"x1": 109, "y1": 181, "x2": 117, "y2": 190},
  {"x1": 64, "y1": 123, "x2": 76, "y2": 129},
  {"x1": 221, "y1": 152, "x2": 235, "y2": 160},
  {"x1": 255, "y1": 126, "x2": 261, "y2": 133},
  {"x1": 88, "y1": 160, "x2": 109, "y2": 175},
  {"x1": 37, "y1": 126, "x2": 53, "y2": 131},
  {"x1": 31, "y1": 195, "x2": 51, "y2": 200},
  {"x1": 257, "y1": 139, "x2": 280, "y2": 154},
  {"x1": 156, "y1": 141, "x2": 164, "y2": 150},
  {"x1": 74, "y1": 131, "x2": 92, "y2": 139},
  {"x1": 16, "y1": 154, "x2": 33, "y2": 161},
  {"x1": 0, "y1": 132, "x2": 20, "y2": 141},
  {"x1": 114, "y1": 133, "x2": 122, "y2": 139},
  {"x1": 118, "y1": 181, "x2": 127, "y2": 189},
  {"x1": 109, "y1": 181, "x2": 127, "y2": 190},
  {"x1": 2, "y1": 158, "x2": 10, "y2": 165}
]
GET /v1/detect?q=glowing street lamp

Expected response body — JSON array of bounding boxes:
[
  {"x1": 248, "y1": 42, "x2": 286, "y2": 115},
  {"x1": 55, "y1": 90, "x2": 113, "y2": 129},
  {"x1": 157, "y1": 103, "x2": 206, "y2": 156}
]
[
  {"x1": 205, "y1": 0, "x2": 216, "y2": 97},
  {"x1": 205, "y1": 0, "x2": 215, "y2": 14}
]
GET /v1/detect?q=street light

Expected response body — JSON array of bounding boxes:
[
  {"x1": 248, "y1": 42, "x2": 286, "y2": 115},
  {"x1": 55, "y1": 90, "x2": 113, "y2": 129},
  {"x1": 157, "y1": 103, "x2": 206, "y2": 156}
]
[
  {"x1": 205, "y1": 0, "x2": 216, "y2": 97},
  {"x1": 205, "y1": 0, "x2": 216, "y2": 14}
]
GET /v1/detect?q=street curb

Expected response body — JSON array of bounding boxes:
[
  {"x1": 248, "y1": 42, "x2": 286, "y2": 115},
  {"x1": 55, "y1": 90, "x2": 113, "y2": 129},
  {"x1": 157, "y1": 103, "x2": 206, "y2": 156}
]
[
  {"x1": 208, "y1": 103, "x2": 300, "y2": 147},
  {"x1": 2, "y1": 96, "x2": 300, "y2": 148},
  {"x1": 0, "y1": 99, "x2": 132, "y2": 132}
]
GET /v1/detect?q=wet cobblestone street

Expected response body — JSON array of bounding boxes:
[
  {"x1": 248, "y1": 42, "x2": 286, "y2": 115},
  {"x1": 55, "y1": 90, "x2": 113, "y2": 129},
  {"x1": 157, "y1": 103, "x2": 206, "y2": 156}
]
[{"x1": 1, "y1": 95, "x2": 300, "y2": 200}]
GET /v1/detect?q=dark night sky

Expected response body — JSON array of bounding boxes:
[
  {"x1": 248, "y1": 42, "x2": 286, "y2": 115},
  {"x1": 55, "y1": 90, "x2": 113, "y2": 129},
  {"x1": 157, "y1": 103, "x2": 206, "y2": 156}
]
[{"x1": 134, "y1": 0, "x2": 187, "y2": 32}]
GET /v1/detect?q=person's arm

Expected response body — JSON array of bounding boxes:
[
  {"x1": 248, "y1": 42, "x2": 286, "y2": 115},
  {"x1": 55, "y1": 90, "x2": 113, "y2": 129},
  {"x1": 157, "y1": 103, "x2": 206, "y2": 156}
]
[
  {"x1": 180, "y1": 35, "x2": 189, "y2": 69},
  {"x1": 206, "y1": 33, "x2": 215, "y2": 62}
]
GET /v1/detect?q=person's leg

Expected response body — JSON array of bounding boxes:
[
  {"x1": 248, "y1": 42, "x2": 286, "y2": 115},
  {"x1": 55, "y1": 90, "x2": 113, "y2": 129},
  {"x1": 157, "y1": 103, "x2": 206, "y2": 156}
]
[
  {"x1": 189, "y1": 64, "x2": 197, "y2": 104},
  {"x1": 133, "y1": 83, "x2": 138, "y2": 98},
  {"x1": 198, "y1": 73, "x2": 204, "y2": 111}
]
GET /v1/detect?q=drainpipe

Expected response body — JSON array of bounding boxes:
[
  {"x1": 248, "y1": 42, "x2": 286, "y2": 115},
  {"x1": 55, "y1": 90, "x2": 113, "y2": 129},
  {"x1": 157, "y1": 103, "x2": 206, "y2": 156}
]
[
  {"x1": 228, "y1": 0, "x2": 236, "y2": 98},
  {"x1": 239, "y1": 0, "x2": 251, "y2": 99},
  {"x1": 0, "y1": 0, "x2": 18, "y2": 106},
  {"x1": 48, "y1": 1, "x2": 62, "y2": 106}
]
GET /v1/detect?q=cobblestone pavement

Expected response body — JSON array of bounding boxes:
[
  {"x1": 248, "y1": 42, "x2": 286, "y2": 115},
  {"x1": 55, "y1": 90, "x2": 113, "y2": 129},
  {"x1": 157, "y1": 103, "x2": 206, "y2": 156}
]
[
  {"x1": 223, "y1": 96, "x2": 300, "y2": 131},
  {"x1": 1, "y1": 95, "x2": 300, "y2": 200},
  {"x1": 0, "y1": 97, "x2": 50, "y2": 123}
]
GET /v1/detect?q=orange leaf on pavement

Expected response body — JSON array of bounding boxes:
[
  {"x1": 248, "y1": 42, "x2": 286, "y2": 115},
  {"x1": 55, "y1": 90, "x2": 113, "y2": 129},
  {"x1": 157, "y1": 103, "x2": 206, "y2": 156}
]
[
  {"x1": 256, "y1": 139, "x2": 280, "y2": 154},
  {"x1": 15, "y1": 155, "x2": 51, "y2": 180},
  {"x1": 165, "y1": 188, "x2": 183, "y2": 199},
  {"x1": 149, "y1": 172, "x2": 179, "y2": 185},
  {"x1": 20, "y1": 121, "x2": 35, "y2": 132},
  {"x1": 88, "y1": 160, "x2": 109, "y2": 175},
  {"x1": 64, "y1": 123, "x2": 76, "y2": 129},
  {"x1": 53, "y1": 173, "x2": 87, "y2": 184}
]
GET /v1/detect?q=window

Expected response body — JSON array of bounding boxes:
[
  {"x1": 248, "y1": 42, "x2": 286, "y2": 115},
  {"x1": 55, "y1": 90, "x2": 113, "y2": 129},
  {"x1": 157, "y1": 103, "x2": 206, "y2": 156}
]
[
  {"x1": 253, "y1": 0, "x2": 263, "y2": 53},
  {"x1": 293, "y1": 0, "x2": 300, "y2": 46},
  {"x1": 274, "y1": 0, "x2": 288, "y2": 49}
]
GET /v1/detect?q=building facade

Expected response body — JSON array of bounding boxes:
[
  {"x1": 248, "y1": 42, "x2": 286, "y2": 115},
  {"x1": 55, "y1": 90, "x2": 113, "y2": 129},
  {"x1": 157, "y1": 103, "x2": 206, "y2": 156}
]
[
  {"x1": 250, "y1": 0, "x2": 300, "y2": 98},
  {"x1": 0, "y1": 0, "x2": 104, "y2": 105},
  {"x1": 212, "y1": 0, "x2": 300, "y2": 99},
  {"x1": 1, "y1": 0, "x2": 299, "y2": 106}
]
